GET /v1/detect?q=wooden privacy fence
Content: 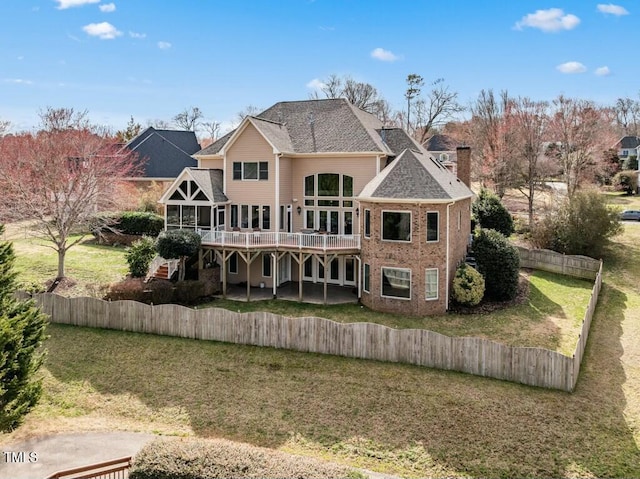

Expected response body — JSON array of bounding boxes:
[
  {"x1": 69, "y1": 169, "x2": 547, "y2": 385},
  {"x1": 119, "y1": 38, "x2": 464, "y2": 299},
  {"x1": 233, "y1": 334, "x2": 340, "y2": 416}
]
[
  {"x1": 32, "y1": 254, "x2": 603, "y2": 392},
  {"x1": 517, "y1": 246, "x2": 601, "y2": 280}
]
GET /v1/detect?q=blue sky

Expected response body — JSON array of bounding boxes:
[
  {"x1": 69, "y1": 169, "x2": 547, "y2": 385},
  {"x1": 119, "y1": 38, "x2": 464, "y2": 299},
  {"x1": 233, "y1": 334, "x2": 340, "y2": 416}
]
[{"x1": 0, "y1": 0, "x2": 634, "y2": 133}]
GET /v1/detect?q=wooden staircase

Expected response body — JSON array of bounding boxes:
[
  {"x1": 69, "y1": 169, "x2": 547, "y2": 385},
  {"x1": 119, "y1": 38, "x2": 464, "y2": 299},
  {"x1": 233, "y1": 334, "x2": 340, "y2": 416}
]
[{"x1": 154, "y1": 264, "x2": 170, "y2": 280}]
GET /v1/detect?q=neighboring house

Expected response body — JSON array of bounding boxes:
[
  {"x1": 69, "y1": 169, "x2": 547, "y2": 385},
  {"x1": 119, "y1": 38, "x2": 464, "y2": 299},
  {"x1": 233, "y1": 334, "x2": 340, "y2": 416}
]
[
  {"x1": 124, "y1": 127, "x2": 200, "y2": 187},
  {"x1": 159, "y1": 98, "x2": 473, "y2": 315},
  {"x1": 614, "y1": 135, "x2": 640, "y2": 158},
  {"x1": 423, "y1": 134, "x2": 460, "y2": 175}
]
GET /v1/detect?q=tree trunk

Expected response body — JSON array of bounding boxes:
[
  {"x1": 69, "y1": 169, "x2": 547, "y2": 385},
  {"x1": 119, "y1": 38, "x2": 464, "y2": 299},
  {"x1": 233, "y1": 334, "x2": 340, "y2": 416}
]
[{"x1": 57, "y1": 248, "x2": 66, "y2": 278}]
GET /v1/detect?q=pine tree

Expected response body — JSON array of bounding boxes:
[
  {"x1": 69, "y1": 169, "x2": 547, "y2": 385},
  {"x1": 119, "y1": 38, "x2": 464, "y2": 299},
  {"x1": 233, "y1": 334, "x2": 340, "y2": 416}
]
[{"x1": 0, "y1": 224, "x2": 48, "y2": 431}]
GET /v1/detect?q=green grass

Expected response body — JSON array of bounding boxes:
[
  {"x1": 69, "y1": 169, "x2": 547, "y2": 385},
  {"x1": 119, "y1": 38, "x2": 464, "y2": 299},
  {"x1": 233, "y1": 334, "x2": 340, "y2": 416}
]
[
  {"x1": 11, "y1": 234, "x2": 128, "y2": 297},
  {"x1": 202, "y1": 270, "x2": 593, "y2": 355}
]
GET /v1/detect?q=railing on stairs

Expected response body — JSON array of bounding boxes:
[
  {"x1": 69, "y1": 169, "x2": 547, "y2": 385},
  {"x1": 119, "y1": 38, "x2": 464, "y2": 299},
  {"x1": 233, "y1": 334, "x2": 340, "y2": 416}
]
[
  {"x1": 145, "y1": 256, "x2": 180, "y2": 282},
  {"x1": 45, "y1": 456, "x2": 132, "y2": 479}
]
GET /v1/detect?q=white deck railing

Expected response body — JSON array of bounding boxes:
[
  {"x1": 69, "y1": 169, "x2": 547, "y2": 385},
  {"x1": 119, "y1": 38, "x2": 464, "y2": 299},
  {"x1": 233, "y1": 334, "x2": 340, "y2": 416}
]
[
  {"x1": 146, "y1": 255, "x2": 181, "y2": 281},
  {"x1": 197, "y1": 230, "x2": 361, "y2": 251}
]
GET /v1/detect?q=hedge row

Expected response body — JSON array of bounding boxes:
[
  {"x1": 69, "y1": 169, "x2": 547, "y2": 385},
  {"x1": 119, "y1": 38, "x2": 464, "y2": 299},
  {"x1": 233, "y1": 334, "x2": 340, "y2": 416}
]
[
  {"x1": 92, "y1": 211, "x2": 164, "y2": 237},
  {"x1": 104, "y1": 278, "x2": 210, "y2": 305},
  {"x1": 129, "y1": 438, "x2": 361, "y2": 479}
]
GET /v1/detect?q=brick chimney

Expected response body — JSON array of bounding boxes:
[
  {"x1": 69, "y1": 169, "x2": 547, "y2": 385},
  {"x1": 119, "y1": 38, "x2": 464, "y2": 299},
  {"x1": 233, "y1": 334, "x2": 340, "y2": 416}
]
[{"x1": 456, "y1": 146, "x2": 471, "y2": 188}]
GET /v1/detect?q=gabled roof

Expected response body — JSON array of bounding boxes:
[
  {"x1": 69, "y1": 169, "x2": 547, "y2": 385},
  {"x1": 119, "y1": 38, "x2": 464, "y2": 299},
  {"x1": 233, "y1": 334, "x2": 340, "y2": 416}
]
[
  {"x1": 617, "y1": 135, "x2": 640, "y2": 149},
  {"x1": 125, "y1": 127, "x2": 199, "y2": 178},
  {"x1": 196, "y1": 99, "x2": 393, "y2": 156},
  {"x1": 159, "y1": 168, "x2": 228, "y2": 204},
  {"x1": 358, "y1": 148, "x2": 472, "y2": 202},
  {"x1": 423, "y1": 134, "x2": 460, "y2": 152}
]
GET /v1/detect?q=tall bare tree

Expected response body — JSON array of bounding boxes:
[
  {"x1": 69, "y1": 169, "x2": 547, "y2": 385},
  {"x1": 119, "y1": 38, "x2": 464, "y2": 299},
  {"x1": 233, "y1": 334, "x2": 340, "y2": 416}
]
[
  {"x1": 173, "y1": 107, "x2": 203, "y2": 132},
  {"x1": 404, "y1": 74, "x2": 423, "y2": 132},
  {"x1": 548, "y1": 95, "x2": 618, "y2": 197},
  {"x1": 38, "y1": 107, "x2": 90, "y2": 132},
  {"x1": 411, "y1": 78, "x2": 465, "y2": 144},
  {"x1": 469, "y1": 89, "x2": 518, "y2": 198},
  {"x1": 510, "y1": 98, "x2": 549, "y2": 225},
  {"x1": 614, "y1": 97, "x2": 640, "y2": 136}
]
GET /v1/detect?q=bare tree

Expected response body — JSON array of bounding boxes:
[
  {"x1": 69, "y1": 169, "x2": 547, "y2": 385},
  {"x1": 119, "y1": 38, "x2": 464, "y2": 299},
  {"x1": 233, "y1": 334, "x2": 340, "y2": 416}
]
[
  {"x1": 0, "y1": 119, "x2": 10, "y2": 137},
  {"x1": 510, "y1": 98, "x2": 549, "y2": 225},
  {"x1": 38, "y1": 107, "x2": 90, "y2": 132},
  {"x1": 233, "y1": 105, "x2": 262, "y2": 128},
  {"x1": 614, "y1": 97, "x2": 640, "y2": 136},
  {"x1": 0, "y1": 126, "x2": 140, "y2": 278},
  {"x1": 173, "y1": 107, "x2": 204, "y2": 132},
  {"x1": 147, "y1": 119, "x2": 172, "y2": 129},
  {"x1": 412, "y1": 79, "x2": 465, "y2": 144},
  {"x1": 469, "y1": 89, "x2": 518, "y2": 198},
  {"x1": 404, "y1": 74, "x2": 423, "y2": 132},
  {"x1": 201, "y1": 120, "x2": 221, "y2": 143},
  {"x1": 548, "y1": 95, "x2": 618, "y2": 197}
]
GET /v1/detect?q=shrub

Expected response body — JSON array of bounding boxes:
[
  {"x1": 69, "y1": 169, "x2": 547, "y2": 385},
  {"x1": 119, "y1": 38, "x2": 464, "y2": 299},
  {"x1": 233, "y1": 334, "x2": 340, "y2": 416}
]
[
  {"x1": 473, "y1": 229, "x2": 520, "y2": 301},
  {"x1": 119, "y1": 211, "x2": 164, "y2": 236},
  {"x1": 531, "y1": 189, "x2": 622, "y2": 257},
  {"x1": 452, "y1": 264, "x2": 485, "y2": 306},
  {"x1": 104, "y1": 278, "x2": 148, "y2": 302},
  {"x1": 622, "y1": 156, "x2": 638, "y2": 171},
  {"x1": 0, "y1": 225, "x2": 48, "y2": 431},
  {"x1": 472, "y1": 188, "x2": 515, "y2": 237},
  {"x1": 173, "y1": 280, "x2": 206, "y2": 304},
  {"x1": 156, "y1": 230, "x2": 201, "y2": 281},
  {"x1": 129, "y1": 437, "x2": 360, "y2": 479},
  {"x1": 126, "y1": 237, "x2": 157, "y2": 278},
  {"x1": 613, "y1": 169, "x2": 638, "y2": 196}
]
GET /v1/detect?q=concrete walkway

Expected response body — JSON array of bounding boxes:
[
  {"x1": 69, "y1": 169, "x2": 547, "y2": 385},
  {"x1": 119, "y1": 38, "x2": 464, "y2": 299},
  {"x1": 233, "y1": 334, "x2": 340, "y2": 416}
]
[{"x1": 0, "y1": 431, "x2": 155, "y2": 479}]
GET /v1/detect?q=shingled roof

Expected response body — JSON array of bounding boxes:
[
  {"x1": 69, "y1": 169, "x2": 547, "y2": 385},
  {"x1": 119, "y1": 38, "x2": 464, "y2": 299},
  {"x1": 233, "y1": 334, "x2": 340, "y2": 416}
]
[
  {"x1": 126, "y1": 127, "x2": 199, "y2": 178},
  {"x1": 196, "y1": 99, "x2": 392, "y2": 156},
  {"x1": 618, "y1": 135, "x2": 640, "y2": 149},
  {"x1": 423, "y1": 134, "x2": 460, "y2": 152},
  {"x1": 358, "y1": 148, "x2": 472, "y2": 202},
  {"x1": 187, "y1": 168, "x2": 228, "y2": 203}
]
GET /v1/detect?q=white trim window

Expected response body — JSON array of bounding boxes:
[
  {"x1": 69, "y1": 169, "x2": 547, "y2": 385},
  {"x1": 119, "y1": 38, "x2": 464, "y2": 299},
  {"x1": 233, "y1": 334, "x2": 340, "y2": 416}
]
[
  {"x1": 381, "y1": 266, "x2": 411, "y2": 300},
  {"x1": 364, "y1": 209, "x2": 371, "y2": 238},
  {"x1": 425, "y1": 268, "x2": 439, "y2": 300},
  {"x1": 233, "y1": 161, "x2": 268, "y2": 181},
  {"x1": 262, "y1": 253, "x2": 272, "y2": 278},
  {"x1": 363, "y1": 263, "x2": 370, "y2": 293},
  {"x1": 426, "y1": 211, "x2": 439, "y2": 242},
  {"x1": 382, "y1": 211, "x2": 412, "y2": 242},
  {"x1": 229, "y1": 252, "x2": 238, "y2": 274}
]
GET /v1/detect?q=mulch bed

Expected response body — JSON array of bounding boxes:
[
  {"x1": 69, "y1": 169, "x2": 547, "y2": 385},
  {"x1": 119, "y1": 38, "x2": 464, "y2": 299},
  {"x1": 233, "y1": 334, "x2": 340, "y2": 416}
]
[{"x1": 448, "y1": 270, "x2": 531, "y2": 314}]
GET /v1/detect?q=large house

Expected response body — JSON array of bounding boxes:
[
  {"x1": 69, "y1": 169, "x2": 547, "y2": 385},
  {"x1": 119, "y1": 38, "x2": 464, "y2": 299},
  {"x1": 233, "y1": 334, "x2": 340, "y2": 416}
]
[{"x1": 158, "y1": 99, "x2": 473, "y2": 315}]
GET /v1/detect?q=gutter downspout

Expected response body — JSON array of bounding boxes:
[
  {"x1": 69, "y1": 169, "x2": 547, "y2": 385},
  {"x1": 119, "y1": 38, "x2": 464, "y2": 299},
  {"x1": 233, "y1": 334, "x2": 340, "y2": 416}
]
[{"x1": 445, "y1": 201, "x2": 454, "y2": 310}]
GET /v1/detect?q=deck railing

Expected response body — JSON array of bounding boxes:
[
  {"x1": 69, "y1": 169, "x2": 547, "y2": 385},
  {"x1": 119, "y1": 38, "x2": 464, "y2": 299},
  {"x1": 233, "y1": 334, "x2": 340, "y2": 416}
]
[{"x1": 198, "y1": 230, "x2": 361, "y2": 251}]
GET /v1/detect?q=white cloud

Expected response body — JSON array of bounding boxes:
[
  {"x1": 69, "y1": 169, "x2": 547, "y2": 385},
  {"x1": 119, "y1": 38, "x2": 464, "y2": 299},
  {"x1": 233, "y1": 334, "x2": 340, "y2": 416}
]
[
  {"x1": 157, "y1": 41, "x2": 172, "y2": 50},
  {"x1": 4, "y1": 78, "x2": 34, "y2": 85},
  {"x1": 129, "y1": 31, "x2": 146, "y2": 39},
  {"x1": 595, "y1": 66, "x2": 611, "y2": 76},
  {"x1": 56, "y1": 0, "x2": 100, "y2": 9},
  {"x1": 597, "y1": 4, "x2": 629, "y2": 15},
  {"x1": 370, "y1": 47, "x2": 399, "y2": 62},
  {"x1": 515, "y1": 8, "x2": 580, "y2": 32},
  {"x1": 556, "y1": 61, "x2": 587, "y2": 74},
  {"x1": 82, "y1": 22, "x2": 122, "y2": 39},
  {"x1": 99, "y1": 3, "x2": 116, "y2": 13},
  {"x1": 306, "y1": 78, "x2": 326, "y2": 91}
]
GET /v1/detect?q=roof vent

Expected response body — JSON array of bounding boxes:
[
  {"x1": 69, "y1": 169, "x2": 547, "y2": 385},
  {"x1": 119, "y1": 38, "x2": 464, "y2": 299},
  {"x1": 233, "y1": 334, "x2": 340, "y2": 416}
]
[{"x1": 308, "y1": 111, "x2": 314, "y2": 126}]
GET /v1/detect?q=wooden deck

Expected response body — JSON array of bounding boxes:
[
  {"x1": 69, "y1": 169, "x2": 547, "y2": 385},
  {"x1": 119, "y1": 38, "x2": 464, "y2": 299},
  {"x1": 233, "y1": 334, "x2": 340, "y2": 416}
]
[{"x1": 198, "y1": 230, "x2": 361, "y2": 253}]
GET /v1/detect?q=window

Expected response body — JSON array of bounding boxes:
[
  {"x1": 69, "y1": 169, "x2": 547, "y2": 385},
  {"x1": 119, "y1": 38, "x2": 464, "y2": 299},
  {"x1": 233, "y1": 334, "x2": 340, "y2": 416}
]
[
  {"x1": 241, "y1": 205, "x2": 249, "y2": 228},
  {"x1": 262, "y1": 253, "x2": 272, "y2": 277},
  {"x1": 382, "y1": 211, "x2": 411, "y2": 242},
  {"x1": 167, "y1": 205, "x2": 180, "y2": 226},
  {"x1": 363, "y1": 263, "x2": 370, "y2": 293},
  {"x1": 230, "y1": 205, "x2": 238, "y2": 228},
  {"x1": 427, "y1": 212, "x2": 439, "y2": 242},
  {"x1": 381, "y1": 267, "x2": 411, "y2": 299},
  {"x1": 305, "y1": 210, "x2": 314, "y2": 229},
  {"x1": 305, "y1": 175, "x2": 314, "y2": 196},
  {"x1": 343, "y1": 175, "x2": 353, "y2": 197},
  {"x1": 229, "y1": 253, "x2": 238, "y2": 274},
  {"x1": 251, "y1": 205, "x2": 260, "y2": 229},
  {"x1": 318, "y1": 173, "x2": 340, "y2": 196},
  {"x1": 197, "y1": 206, "x2": 212, "y2": 228},
  {"x1": 425, "y1": 268, "x2": 439, "y2": 300},
  {"x1": 233, "y1": 161, "x2": 268, "y2": 180},
  {"x1": 262, "y1": 206, "x2": 270, "y2": 230},
  {"x1": 364, "y1": 209, "x2": 371, "y2": 238}
]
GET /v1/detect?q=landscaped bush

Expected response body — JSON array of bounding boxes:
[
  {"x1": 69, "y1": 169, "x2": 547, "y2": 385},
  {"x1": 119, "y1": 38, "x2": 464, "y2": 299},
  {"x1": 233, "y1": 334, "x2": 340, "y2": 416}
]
[
  {"x1": 119, "y1": 211, "x2": 164, "y2": 236},
  {"x1": 173, "y1": 280, "x2": 206, "y2": 304},
  {"x1": 129, "y1": 437, "x2": 361, "y2": 479},
  {"x1": 613, "y1": 169, "x2": 638, "y2": 195},
  {"x1": 104, "y1": 278, "x2": 148, "y2": 303},
  {"x1": 531, "y1": 189, "x2": 622, "y2": 257},
  {"x1": 473, "y1": 229, "x2": 520, "y2": 301},
  {"x1": 126, "y1": 237, "x2": 157, "y2": 278},
  {"x1": 452, "y1": 264, "x2": 485, "y2": 306},
  {"x1": 472, "y1": 188, "x2": 515, "y2": 237},
  {"x1": 156, "y1": 230, "x2": 201, "y2": 281},
  {"x1": 104, "y1": 278, "x2": 210, "y2": 305}
]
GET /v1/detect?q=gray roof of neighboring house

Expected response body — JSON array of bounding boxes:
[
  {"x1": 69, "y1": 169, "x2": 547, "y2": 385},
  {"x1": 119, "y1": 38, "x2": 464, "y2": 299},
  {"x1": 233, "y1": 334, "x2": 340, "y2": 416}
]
[
  {"x1": 187, "y1": 168, "x2": 228, "y2": 203},
  {"x1": 618, "y1": 136, "x2": 640, "y2": 149},
  {"x1": 358, "y1": 148, "x2": 472, "y2": 201},
  {"x1": 377, "y1": 128, "x2": 421, "y2": 156},
  {"x1": 126, "y1": 127, "x2": 199, "y2": 178},
  {"x1": 423, "y1": 134, "x2": 460, "y2": 152},
  {"x1": 196, "y1": 99, "x2": 393, "y2": 156}
]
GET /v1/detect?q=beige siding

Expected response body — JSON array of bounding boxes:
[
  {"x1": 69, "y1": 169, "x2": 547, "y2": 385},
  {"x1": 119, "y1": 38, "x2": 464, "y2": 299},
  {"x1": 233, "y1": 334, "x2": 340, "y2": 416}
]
[
  {"x1": 279, "y1": 156, "x2": 293, "y2": 230},
  {"x1": 225, "y1": 124, "x2": 277, "y2": 229},
  {"x1": 290, "y1": 156, "x2": 378, "y2": 232},
  {"x1": 198, "y1": 158, "x2": 223, "y2": 170}
]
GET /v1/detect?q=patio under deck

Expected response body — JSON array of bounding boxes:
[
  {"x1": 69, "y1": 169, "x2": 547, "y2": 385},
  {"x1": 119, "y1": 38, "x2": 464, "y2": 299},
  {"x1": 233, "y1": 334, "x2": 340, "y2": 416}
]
[{"x1": 218, "y1": 281, "x2": 358, "y2": 305}]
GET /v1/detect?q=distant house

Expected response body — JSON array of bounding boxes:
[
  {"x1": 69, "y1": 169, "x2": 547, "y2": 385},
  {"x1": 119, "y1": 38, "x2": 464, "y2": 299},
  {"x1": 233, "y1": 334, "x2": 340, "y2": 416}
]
[
  {"x1": 614, "y1": 135, "x2": 640, "y2": 158},
  {"x1": 158, "y1": 98, "x2": 473, "y2": 315},
  {"x1": 124, "y1": 127, "x2": 200, "y2": 187},
  {"x1": 423, "y1": 134, "x2": 461, "y2": 175}
]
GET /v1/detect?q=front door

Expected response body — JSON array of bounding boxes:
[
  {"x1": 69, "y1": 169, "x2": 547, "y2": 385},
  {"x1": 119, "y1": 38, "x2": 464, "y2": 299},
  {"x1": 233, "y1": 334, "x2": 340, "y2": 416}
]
[{"x1": 318, "y1": 210, "x2": 339, "y2": 234}]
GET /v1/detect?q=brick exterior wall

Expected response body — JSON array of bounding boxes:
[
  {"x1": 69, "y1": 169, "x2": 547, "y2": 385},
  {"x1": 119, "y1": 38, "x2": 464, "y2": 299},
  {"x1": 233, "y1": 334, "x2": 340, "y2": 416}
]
[{"x1": 360, "y1": 198, "x2": 471, "y2": 316}]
